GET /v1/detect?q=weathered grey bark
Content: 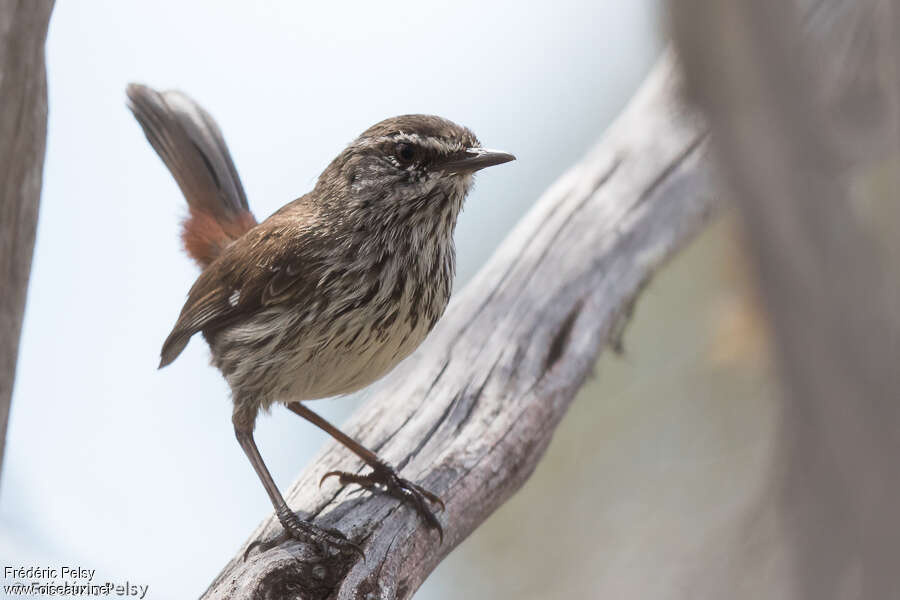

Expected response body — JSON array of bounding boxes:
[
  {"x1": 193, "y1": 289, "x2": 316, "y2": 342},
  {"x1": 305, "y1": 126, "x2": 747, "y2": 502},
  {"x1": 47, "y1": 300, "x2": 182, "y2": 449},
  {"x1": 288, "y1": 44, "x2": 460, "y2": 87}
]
[
  {"x1": 202, "y1": 55, "x2": 719, "y2": 599},
  {"x1": 672, "y1": 1, "x2": 900, "y2": 598},
  {"x1": 0, "y1": 0, "x2": 54, "y2": 479}
]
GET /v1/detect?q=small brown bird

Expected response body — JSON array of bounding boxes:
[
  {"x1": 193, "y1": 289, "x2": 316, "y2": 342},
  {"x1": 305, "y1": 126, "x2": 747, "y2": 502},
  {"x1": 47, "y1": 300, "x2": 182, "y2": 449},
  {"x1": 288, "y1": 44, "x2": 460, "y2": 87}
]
[{"x1": 126, "y1": 84, "x2": 514, "y2": 557}]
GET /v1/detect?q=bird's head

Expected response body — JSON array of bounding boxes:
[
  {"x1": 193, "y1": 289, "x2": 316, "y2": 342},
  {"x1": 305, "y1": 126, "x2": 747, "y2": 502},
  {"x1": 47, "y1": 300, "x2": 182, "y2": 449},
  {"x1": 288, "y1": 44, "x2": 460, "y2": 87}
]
[{"x1": 316, "y1": 114, "x2": 514, "y2": 224}]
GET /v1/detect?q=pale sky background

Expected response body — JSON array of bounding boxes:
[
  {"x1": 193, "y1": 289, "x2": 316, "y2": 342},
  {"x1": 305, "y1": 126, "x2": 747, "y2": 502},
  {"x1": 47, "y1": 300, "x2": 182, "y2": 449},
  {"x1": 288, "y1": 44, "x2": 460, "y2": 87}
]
[{"x1": 1, "y1": 2, "x2": 662, "y2": 597}]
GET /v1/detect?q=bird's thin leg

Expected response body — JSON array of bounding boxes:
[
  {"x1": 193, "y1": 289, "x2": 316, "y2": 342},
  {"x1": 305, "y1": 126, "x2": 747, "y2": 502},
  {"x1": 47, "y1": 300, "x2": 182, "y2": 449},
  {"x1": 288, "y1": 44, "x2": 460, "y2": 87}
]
[
  {"x1": 286, "y1": 401, "x2": 444, "y2": 541},
  {"x1": 234, "y1": 425, "x2": 363, "y2": 560}
]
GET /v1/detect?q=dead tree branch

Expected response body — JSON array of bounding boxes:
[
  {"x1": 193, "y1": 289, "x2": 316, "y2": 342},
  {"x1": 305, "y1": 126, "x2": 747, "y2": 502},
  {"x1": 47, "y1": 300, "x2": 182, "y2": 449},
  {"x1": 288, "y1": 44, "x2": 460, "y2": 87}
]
[
  {"x1": 202, "y1": 55, "x2": 719, "y2": 599},
  {"x1": 0, "y1": 0, "x2": 54, "y2": 479}
]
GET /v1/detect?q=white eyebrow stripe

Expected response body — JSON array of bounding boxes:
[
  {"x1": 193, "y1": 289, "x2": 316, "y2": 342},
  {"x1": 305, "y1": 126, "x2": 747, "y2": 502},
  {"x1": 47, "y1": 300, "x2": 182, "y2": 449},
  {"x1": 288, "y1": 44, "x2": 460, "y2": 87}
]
[{"x1": 357, "y1": 133, "x2": 468, "y2": 154}]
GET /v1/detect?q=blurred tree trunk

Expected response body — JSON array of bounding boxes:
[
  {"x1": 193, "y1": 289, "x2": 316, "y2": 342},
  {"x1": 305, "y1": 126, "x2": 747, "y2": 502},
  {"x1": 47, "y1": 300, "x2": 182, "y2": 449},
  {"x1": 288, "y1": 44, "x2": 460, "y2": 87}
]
[
  {"x1": 672, "y1": 1, "x2": 900, "y2": 598},
  {"x1": 0, "y1": 0, "x2": 54, "y2": 478}
]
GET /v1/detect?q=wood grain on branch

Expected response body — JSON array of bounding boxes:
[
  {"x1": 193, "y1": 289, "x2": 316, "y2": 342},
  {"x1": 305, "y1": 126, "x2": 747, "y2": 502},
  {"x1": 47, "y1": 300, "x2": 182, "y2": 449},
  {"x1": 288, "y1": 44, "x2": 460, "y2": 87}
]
[
  {"x1": 0, "y1": 0, "x2": 54, "y2": 478},
  {"x1": 203, "y1": 55, "x2": 719, "y2": 600}
]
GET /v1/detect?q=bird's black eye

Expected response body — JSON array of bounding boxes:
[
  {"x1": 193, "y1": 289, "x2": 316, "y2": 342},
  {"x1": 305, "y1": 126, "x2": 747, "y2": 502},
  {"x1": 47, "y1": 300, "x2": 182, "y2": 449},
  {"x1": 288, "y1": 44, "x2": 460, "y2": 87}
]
[{"x1": 395, "y1": 142, "x2": 416, "y2": 165}]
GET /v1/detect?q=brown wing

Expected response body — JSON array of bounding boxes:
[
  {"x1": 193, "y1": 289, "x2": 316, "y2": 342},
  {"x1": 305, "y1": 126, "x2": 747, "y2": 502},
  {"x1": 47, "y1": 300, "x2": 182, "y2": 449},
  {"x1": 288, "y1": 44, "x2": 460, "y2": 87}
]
[{"x1": 158, "y1": 202, "x2": 323, "y2": 368}]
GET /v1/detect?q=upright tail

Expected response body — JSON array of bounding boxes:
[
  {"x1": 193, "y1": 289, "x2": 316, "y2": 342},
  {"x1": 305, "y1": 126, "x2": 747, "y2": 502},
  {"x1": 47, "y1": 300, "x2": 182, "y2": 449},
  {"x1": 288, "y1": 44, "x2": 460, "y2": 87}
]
[{"x1": 126, "y1": 84, "x2": 257, "y2": 269}]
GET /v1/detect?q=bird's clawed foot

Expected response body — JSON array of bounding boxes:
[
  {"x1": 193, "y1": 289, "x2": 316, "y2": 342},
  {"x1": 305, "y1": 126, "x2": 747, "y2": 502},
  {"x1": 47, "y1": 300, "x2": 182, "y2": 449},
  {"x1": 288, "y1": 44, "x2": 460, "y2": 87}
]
[
  {"x1": 243, "y1": 507, "x2": 364, "y2": 562},
  {"x1": 321, "y1": 461, "x2": 445, "y2": 542}
]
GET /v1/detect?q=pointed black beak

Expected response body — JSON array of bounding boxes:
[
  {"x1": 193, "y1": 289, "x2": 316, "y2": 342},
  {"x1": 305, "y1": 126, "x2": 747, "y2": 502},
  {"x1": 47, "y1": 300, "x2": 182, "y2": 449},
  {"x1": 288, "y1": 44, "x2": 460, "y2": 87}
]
[{"x1": 441, "y1": 147, "x2": 516, "y2": 174}]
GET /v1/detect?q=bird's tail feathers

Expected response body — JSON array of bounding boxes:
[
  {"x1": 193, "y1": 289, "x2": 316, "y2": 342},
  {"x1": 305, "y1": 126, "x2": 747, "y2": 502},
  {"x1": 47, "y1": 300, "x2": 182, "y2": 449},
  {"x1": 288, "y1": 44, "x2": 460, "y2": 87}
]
[{"x1": 126, "y1": 83, "x2": 257, "y2": 269}]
